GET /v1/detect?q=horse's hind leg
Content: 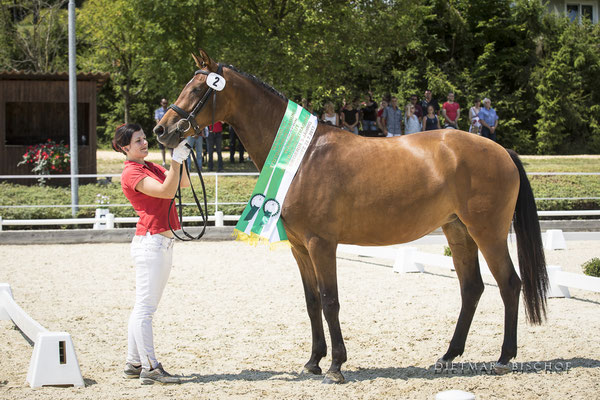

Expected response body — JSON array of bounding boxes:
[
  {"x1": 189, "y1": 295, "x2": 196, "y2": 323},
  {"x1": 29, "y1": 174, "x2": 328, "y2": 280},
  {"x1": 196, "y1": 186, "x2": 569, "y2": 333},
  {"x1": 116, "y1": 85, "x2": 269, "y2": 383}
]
[
  {"x1": 290, "y1": 243, "x2": 327, "y2": 375},
  {"x1": 475, "y1": 236, "x2": 521, "y2": 373},
  {"x1": 306, "y1": 236, "x2": 347, "y2": 384},
  {"x1": 439, "y1": 219, "x2": 484, "y2": 364}
]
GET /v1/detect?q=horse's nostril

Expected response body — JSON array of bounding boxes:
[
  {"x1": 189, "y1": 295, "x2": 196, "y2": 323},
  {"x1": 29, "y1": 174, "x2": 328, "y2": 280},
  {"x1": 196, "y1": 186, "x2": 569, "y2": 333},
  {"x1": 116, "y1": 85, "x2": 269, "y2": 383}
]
[{"x1": 153, "y1": 125, "x2": 165, "y2": 136}]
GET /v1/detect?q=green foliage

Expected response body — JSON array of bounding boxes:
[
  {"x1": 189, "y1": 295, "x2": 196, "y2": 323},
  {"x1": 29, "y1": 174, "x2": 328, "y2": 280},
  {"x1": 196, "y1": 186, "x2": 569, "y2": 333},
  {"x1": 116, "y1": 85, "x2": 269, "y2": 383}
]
[
  {"x1": 1, "y1": 0, "x2": 599, "y2": 154},
  {"x1": 582, "y1": 257, "x2": 600, "y2": 277},
  {"x1": 0, "y1": 0, "x2": 68, "y2": 72},
  {"x1": 534, "y1": 20, "x2": 600, "y2": 154},
  {"x1": 443, "y1": 245, "x2": 452, "y2": 257}
]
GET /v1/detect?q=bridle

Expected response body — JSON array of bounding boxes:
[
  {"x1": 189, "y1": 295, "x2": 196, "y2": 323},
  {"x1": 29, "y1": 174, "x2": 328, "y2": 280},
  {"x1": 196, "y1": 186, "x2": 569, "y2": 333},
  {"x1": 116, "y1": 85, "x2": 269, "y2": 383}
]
[
  {"x1": 167, "y1": 63, "x2": 223, "y2": 139},
  {"x1": 165, "y1": 63, "x2": 224, "y2": 241}
]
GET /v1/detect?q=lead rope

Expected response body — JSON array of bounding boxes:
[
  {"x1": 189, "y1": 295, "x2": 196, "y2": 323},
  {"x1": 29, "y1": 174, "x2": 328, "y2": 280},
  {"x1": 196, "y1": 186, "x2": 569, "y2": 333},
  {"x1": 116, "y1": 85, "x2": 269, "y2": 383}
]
[{"x1": 167, "y1": 144, "x2": 209, "y2": 241}]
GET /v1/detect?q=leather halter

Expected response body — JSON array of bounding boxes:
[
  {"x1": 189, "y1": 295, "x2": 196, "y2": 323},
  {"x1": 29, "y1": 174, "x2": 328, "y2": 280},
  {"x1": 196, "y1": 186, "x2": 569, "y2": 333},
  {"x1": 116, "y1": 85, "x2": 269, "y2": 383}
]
[{"x1": 168, "y1": 63, "x2": 223, "y2": 138}]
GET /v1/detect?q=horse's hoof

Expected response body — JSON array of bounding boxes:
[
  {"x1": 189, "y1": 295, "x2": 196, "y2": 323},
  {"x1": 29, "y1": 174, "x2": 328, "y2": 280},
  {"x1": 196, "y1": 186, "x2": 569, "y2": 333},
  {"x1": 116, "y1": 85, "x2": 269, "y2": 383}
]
[
  {"x1": 435, "y1": 357, "x2": 452, "y2": 370},
  {"x1": 302, "y1": 364, "x2": 322, "y2": 375},
  {"x1": 493, "y1": 362, "x2": 511, "y2": 375},
  {"x1": 322, "y1": 371, "x2": 345, "y2": 384}
]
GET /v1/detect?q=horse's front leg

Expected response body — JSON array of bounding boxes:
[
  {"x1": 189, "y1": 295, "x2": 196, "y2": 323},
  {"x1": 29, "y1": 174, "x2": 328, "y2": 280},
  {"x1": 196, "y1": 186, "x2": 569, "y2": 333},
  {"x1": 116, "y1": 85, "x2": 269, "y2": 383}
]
[
  {"x1": 290, "y1": 244, "x2": 327, "y2": 375},
  {"x1": 307, "y1": 236, "x2": 347, "y2": 384}
]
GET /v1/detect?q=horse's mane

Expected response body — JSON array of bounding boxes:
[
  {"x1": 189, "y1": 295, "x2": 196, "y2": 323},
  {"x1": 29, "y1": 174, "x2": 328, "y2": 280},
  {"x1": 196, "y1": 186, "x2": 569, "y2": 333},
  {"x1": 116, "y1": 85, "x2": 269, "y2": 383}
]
[{"x1": 225, "y1": 64, "x2": 288, "y2": 101}]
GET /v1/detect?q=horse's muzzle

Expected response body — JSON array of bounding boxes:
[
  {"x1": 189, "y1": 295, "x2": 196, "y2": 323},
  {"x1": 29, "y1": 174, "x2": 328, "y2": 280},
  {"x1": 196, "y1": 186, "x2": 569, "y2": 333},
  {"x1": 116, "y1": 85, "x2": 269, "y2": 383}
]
[{"x1": 153, "y1": 123, "x2": 181, "y2": 148}]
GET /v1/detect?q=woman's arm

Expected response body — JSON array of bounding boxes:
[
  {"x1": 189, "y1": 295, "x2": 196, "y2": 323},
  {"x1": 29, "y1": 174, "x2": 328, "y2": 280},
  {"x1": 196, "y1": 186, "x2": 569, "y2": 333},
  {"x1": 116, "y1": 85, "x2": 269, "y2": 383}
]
[{"x1": 136, "y1": 161, "x2": 184, "y2": 199}]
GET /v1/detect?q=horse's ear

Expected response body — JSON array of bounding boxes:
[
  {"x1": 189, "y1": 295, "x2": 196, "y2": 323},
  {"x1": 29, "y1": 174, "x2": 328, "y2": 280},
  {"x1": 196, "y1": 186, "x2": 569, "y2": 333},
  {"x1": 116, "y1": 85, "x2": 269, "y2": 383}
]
[
  {"x1": 198, "y1": 49, "x2": 218, "y2": 72},
  {"x1": 192, "y1": 52, "x2": 204, "y2": 69}
]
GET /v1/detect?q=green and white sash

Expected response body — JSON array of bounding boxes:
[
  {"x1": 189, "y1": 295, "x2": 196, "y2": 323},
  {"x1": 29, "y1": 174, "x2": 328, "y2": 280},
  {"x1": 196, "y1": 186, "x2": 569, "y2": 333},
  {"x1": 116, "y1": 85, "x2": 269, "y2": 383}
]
[{"x1": 235, "y1": 100, "x2": 318, "y2": 244}]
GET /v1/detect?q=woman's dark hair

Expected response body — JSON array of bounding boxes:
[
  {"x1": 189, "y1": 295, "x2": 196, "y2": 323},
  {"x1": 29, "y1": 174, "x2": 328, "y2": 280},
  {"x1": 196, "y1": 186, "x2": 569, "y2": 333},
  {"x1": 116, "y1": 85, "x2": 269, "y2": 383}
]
[{"x1": 112, "y1": 123, "x2": 142, "y2": 155}]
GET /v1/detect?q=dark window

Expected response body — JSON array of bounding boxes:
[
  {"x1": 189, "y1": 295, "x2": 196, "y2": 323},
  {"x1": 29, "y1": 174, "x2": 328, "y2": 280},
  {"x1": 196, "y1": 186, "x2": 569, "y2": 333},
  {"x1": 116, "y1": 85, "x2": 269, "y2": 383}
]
[
  {"x1": 582, "y1": 5, "x2": 593, "y2": 21},
  {"x1": 5, "y1": 102, "x2": 89, "y2": 146},
  {"x1": 567, "y1": 4, "x2": 579, "y2": 22}
]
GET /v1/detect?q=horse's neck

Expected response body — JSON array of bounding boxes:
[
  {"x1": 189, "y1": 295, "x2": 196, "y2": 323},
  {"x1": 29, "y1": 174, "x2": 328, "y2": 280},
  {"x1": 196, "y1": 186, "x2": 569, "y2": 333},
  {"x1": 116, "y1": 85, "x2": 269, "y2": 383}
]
[{"x1": 225, "y1": 79, "x2": 288, "y2": 171}]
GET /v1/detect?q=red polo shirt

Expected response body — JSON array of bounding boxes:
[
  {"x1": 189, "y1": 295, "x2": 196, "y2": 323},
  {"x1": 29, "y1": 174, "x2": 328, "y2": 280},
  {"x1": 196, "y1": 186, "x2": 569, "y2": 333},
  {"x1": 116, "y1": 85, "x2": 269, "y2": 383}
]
[{"x1": 121, "y1": 160, "x2": 180, "y2": 235}]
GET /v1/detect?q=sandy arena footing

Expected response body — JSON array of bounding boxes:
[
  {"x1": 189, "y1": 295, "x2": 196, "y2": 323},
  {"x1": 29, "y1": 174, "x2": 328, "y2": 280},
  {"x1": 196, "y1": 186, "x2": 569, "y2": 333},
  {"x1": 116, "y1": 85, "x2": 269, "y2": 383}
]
[{"x1": 1, "y1": 240, "x2": 599, "y2": 399}]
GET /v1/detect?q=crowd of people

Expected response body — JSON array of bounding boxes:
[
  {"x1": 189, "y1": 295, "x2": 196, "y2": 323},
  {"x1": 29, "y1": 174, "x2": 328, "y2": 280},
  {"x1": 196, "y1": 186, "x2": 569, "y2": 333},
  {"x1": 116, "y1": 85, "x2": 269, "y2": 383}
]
[{"x1": 314, "y1": 90, "x2": 500, "y2": 142}]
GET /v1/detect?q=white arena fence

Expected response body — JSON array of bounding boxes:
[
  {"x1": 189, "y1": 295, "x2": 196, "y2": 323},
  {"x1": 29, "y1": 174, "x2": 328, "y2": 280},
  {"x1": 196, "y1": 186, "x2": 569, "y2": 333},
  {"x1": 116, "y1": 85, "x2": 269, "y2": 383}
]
[
  {"x1": 337, "y1": 229, "x2": 600, "y2": 300},
  {"x1": 0, "y1": 283, "x2": 84, "y2": 388}
]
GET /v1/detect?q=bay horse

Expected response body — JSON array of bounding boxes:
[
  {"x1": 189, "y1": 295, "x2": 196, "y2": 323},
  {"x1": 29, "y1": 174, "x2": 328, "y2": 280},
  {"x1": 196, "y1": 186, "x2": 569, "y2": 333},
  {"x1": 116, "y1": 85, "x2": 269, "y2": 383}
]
[{"x1": 154, "y1": 50, "x2": 548, "y2": 384}]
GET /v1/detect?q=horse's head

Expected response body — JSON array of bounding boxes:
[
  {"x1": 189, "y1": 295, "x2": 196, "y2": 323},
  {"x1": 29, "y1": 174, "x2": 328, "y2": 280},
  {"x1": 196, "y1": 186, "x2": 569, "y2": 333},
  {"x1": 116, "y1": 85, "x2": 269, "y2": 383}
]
[{"x1": 153, "y1": 50, "x2": 227, "y2": 148}]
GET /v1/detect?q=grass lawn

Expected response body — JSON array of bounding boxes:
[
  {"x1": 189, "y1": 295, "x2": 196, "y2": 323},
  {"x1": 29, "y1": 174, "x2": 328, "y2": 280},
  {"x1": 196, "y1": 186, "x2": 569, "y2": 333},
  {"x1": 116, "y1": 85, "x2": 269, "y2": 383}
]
[{"x1": 0, "y1": 151, "x2": 598, "y2": 227}]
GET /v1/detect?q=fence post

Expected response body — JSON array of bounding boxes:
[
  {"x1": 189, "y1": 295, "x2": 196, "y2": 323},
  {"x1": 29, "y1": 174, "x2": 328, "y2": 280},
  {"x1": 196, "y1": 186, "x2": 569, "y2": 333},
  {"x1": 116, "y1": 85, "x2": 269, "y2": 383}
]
[
  {"x1": 546, "y1": 265, "x2": 571, "y2": 298},
  {"x1": 214, "y1": 173, "x2": 219, "y2": 213},
  {"x1": 393, "y1": 247, "x2": 423, "y2": 273},
  {"x1": 544, "y1": 229, "x2": 567, "y2": 250},
  {"x1": 106, "y1": 213, "x2": 115, "y2": 229},
  {"x1": 215, "y1": 211, "x2": 224, "y2": 227},
  {"x1": 0, "y1": 216, "x2": 3, "y2": 231},
  {"x1": 0, "y1": 283, "x2": 13, "y2": 320}
]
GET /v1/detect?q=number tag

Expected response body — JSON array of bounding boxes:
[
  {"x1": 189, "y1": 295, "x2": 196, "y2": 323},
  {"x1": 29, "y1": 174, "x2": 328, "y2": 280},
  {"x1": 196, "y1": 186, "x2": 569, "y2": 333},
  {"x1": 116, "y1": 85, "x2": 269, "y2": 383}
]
[{"x1": 207, "y1": 73, "x2": 226, "y2": 91}]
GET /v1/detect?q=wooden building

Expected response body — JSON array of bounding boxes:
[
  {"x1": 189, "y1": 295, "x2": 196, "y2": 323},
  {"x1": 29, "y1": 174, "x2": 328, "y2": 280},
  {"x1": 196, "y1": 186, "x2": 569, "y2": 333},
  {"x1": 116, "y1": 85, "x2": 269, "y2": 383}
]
[{"x1": 0, "y1": 71, "x2": 109, "y2": 182}]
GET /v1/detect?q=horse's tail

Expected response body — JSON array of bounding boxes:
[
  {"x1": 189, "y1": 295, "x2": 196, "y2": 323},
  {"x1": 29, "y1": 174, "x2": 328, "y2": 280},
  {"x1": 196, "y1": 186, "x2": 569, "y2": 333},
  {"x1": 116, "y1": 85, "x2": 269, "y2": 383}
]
[{"x1": 507, "y1": 149, "x2": 548, "y2": 325}]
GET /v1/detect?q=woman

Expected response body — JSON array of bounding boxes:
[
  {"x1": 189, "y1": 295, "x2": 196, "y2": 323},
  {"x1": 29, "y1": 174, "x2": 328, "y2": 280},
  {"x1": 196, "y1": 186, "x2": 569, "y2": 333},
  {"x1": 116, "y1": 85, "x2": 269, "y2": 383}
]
[
  {"x1": 112, "y1": 123, "x2": 191, "y2": 385},
  {"x1": 422, "y1": 105, "x2": 441, "y2": 131},
  {"x1": 469, "y1": 97, "x2": 482, "y2": 134},
  {"x1": 321, "y1": 101, "x2": 339, "y2": 127},
  {"x1": 404, "y1": 103, "x2": 421, "y2": 134},
  {"x1": 341, "y1": 101, "x2": 359, "y2": 134}
]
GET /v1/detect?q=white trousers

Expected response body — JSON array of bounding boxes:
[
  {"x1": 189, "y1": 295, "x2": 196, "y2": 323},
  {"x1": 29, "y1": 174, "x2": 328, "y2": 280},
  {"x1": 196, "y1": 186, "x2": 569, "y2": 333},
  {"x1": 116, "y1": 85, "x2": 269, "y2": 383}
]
[{"x1": 127, "y1": 233, "x2": 174, "y2": 369}]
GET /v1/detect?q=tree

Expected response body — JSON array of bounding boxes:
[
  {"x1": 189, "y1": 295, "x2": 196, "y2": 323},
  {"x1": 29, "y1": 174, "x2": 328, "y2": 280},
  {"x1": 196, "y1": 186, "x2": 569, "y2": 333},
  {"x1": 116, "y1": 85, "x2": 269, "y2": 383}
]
[
  {"x1": 535, "y1": 19, "x2": 600, "y2": 154},
  {"x1": 0, "y1": 0, "x2": 68, "y2": 72}
]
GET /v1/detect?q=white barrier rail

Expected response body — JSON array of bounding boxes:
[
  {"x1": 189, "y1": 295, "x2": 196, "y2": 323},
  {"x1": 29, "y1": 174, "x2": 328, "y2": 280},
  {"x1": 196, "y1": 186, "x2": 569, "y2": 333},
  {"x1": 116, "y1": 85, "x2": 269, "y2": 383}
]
[
  {"x1": 0, "y1": 213, "x2": 240, "y2": 230},
  {"x1": 337, "y1": 230, "x2": 600, "y2": 299},
  {"x1": 0, "y1": 283, "x2": 84, "y2": 388}
]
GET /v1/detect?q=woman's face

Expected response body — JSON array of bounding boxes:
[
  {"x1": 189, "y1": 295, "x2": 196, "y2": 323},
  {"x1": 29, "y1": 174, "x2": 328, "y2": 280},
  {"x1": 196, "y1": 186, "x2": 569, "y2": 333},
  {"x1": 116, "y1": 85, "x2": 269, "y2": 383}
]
[
  {"x1": 124, "y1": 130, "x2": 148, "y2": 159},
  {"x1": 428, "y1": 105, "x2": 434, "y2": 114}
]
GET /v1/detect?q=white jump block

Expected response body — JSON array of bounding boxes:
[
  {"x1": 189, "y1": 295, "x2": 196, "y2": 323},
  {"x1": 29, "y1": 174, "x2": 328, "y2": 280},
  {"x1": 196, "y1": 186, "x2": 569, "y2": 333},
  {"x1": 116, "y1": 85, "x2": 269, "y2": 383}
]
[
  {"x1": 0, "y1": 283, "x2": 13, "y2": 320},
  {"x1": 393, "y1": 247, "x2": 424, "y2": 273},
  {"x1": 27, "y1": 332, "x2": 84, "y2": 388},
  {"x1": 0, "y1": 284, "x2": 84, "y2": 388},
  {"x1": 546, "y1": 265, "x2": 571, "y2": 298},
  {"x1": 436, "y1": 390, "x2": 475, "y2": 400},
  {"x1": 544, "y1": 229, "x2": 567, "y2": 250}
]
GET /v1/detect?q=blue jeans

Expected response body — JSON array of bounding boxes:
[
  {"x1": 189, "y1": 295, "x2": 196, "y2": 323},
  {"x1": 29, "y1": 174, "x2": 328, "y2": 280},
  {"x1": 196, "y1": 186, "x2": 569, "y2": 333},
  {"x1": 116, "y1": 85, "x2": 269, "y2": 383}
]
[
  {"x1": 481, "y1": 126, "x2": 497, "y2": 142},
  {"x1": 186, "y1": 136, "x2": 203, "y2": 171},
  {"x1": 362, "y1": 120, "x2": 377, "y2": 132}
]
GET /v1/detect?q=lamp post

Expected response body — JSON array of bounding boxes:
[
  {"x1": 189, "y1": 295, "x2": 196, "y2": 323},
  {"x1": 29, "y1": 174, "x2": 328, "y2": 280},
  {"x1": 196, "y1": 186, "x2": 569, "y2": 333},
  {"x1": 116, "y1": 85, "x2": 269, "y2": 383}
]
[{"x1": 68, "y1": 0, "x2": 78, "y2": 217}]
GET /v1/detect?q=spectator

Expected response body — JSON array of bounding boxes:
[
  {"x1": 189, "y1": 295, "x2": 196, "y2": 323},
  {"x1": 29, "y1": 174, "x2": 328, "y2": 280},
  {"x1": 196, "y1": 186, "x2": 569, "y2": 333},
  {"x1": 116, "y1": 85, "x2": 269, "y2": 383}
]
[
  {"x1": 442, "y1": 92, "x2": 460, "y2": 129},
  {"x1": 186, "y1": 127, "x2": 207, "y2": 172},
  {"x1": 376, "y1": 99, "x2": 388, "y2": 134},
  {"x1": 479, "y1": 98, "x2": 499, "y2": 141},
  {"x1": 361, "y1": 93, "x2": 378, "y2": 136},
  {"x1": 404, "y1": 104, "x2": 421, "y2": 134},
  {"x1": 420, "y1": 89, "x2": 439, "y2": 116},
  {"x1": 341, "y1": 102, "x2": 360, "y2": 134},
  {"x1": 410, "y1": 94, "x2": 423, "y2": 120},
  {"x1": 153, "y1": 98, "x2": 172, "y2": 166},
  {"x1": 229, "y1": 126, "x2": 245, "y2": 163},
  {"x1": 321, "y1": 101, "x2": 339, "y2": 127},
  {"x1": 382, "y1": 97, "x2": 403, "y2": 137},
  {"x1": 206, "y1": 121, "x2": 224, "y2": 172},
  {"x1": 422, "y1": 105, "x2": 441, "y2": 131},
  {"x1": 469, "y1": 97, "x2": 482, "y2": 134}
]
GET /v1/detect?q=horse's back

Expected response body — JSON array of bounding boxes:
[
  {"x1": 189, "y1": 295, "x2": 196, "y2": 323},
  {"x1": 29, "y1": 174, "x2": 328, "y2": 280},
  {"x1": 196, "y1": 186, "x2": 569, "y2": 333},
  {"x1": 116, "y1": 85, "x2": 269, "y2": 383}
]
[{"x1": 284, "y1": 128, "x2": 519, "y2": 245}]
